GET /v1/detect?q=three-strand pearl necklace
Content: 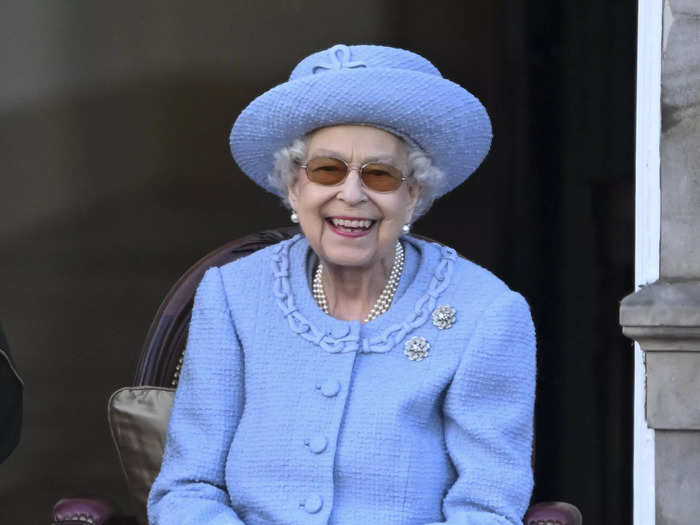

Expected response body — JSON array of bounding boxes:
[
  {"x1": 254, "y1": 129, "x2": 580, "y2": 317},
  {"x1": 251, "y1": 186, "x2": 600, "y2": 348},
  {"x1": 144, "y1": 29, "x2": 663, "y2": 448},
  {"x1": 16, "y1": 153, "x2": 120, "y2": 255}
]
[{"x1": 312, "y1": 241, "x2": 404, "y2": 323}]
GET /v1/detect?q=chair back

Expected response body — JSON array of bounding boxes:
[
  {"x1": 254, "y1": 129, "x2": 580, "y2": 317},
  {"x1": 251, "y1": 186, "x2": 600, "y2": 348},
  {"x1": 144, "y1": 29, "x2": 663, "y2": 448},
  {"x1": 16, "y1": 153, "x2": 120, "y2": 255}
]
[{"x1": 134, "y1": 227, "x2": 300, "y2": 387}]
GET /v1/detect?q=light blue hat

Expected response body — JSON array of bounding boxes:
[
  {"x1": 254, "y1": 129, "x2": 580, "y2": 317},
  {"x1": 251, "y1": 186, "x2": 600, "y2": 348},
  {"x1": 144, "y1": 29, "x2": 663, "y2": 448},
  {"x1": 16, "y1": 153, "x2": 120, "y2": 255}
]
[{"x1": 229, "y1": 44, "x2": 492, "y2": 198}]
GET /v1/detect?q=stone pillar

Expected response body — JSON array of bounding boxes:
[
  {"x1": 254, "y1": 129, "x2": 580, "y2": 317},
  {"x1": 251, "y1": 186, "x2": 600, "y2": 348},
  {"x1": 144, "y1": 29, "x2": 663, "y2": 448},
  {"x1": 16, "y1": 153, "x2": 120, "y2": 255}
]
[{"x1": 620, "y1": 1, "x2": 700, "y2": 523}]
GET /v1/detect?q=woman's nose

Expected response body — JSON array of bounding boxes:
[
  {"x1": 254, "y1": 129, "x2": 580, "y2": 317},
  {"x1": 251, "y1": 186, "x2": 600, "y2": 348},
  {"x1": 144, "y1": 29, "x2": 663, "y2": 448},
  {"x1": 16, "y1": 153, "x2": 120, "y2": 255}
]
[{"x1": 337, "y1": 169, "x2": 367, "y2": 205}]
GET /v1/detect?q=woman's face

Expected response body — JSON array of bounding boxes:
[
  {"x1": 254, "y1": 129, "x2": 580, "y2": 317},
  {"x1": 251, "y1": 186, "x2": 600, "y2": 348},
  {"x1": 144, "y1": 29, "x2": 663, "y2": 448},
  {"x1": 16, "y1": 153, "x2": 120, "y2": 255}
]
[{"x1": 288, "y1": 125, "x2": 419, "y2": 270}]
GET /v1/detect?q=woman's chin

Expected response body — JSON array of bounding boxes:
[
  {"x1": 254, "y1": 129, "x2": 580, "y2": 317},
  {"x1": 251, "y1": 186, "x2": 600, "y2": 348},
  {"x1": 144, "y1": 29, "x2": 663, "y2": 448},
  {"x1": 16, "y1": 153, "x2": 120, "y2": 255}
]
[
  {"x1": 320, "y1": 247, "x2": 376, "y2": 270},
  {"x1": 306, "y1": 222, "x2": 400, "y2": 270}
]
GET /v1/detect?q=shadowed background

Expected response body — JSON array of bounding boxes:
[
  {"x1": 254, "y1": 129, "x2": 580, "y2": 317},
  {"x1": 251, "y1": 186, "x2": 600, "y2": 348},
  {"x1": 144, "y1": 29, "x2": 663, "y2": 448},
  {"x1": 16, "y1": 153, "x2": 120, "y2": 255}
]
[{"x1": 0, "y1": 1, "x2": 635, "y2": 522}]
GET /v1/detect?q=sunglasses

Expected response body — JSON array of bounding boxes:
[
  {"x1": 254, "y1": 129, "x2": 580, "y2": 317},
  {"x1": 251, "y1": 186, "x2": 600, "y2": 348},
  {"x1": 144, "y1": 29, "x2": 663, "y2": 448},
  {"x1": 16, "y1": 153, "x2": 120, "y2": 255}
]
[{"x1": 299, "y1": 156, "x2": 407, "y2": 192}]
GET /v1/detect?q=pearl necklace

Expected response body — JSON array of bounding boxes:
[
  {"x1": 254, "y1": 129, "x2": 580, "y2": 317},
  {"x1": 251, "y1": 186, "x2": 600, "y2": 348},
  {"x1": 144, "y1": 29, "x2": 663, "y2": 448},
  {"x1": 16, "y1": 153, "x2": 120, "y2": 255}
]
[{"x1": 312, "y1": 241, "x2": 404, "y2": 323}]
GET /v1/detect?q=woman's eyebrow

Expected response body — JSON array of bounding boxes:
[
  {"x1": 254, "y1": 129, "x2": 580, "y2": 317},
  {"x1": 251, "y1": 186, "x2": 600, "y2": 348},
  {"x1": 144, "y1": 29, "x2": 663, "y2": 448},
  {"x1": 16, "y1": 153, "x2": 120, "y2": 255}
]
[
  {"x1": 308, "y1": 149, "x2": 396, "y2": 163},
  {"x1": 308, "y1": 148, "x2": 347, "y2": 159}
]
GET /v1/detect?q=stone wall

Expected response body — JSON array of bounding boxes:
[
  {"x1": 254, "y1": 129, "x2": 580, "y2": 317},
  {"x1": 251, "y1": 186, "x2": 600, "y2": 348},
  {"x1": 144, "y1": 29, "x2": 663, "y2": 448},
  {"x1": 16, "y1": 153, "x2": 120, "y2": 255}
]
[{"x1": 621, "y1": 1, "x2": 700, "y2": 523}]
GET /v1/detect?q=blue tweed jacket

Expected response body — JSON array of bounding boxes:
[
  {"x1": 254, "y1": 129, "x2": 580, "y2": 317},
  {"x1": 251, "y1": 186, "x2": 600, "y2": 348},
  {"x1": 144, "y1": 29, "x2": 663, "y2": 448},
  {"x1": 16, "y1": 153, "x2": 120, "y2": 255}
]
[{"x1": 147, "y1": 234, "x2": 535, "y2": 525}]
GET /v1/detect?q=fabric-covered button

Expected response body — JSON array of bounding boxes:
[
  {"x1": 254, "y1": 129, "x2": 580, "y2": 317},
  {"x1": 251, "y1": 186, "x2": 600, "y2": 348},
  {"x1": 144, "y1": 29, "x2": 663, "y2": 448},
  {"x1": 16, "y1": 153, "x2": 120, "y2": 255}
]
[
  {"x1": 320, "y1": 379, "x2": 341, "y2": 397},
  {"x1": 302, "y1": 494, "x2": 323, "y2": 514},
  {"x1": 308, "y1": 435, "x2": 328, "y2": 454},
  {"x1": 330, "y1": 325, "x2": 350, "y2": 338}
]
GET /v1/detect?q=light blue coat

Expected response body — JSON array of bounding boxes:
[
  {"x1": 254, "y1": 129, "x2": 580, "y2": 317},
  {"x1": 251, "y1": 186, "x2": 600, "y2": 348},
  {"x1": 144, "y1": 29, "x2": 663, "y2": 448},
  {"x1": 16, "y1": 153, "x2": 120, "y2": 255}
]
[{"x1": 147, "y1": 234, "x2": 535, "y2": 524}]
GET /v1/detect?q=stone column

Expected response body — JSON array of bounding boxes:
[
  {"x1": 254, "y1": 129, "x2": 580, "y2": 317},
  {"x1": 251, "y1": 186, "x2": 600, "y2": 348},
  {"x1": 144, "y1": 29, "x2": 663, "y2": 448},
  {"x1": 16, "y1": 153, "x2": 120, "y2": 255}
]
[{"x1": 620, "y1": 1, "x2": 700, "y2": 523}]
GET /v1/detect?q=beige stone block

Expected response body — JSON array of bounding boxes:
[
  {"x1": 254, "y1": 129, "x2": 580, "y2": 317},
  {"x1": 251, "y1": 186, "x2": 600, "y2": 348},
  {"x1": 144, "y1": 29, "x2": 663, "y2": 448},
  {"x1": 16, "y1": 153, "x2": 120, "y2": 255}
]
[
  {"x1": 647, "y1": 353, "x2": 700, "y2": 429},
  {"x1": 656, "y1": 430, "x2": 700, "y2": 524}
]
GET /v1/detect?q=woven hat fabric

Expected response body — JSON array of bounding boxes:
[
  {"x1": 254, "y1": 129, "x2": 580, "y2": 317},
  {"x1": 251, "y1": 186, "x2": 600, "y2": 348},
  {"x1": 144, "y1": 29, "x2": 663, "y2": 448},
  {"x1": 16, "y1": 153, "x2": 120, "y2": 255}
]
[{"x1": 229, "y1": 44, "x2": 492, "y2": 198}]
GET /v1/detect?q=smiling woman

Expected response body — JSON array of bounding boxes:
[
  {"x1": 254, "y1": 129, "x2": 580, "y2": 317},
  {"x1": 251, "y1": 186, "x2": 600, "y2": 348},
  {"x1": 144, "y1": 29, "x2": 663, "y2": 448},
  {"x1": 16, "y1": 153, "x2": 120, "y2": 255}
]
[{"x1": 147, "y1": 44, "x2": 537, "y2": 525}]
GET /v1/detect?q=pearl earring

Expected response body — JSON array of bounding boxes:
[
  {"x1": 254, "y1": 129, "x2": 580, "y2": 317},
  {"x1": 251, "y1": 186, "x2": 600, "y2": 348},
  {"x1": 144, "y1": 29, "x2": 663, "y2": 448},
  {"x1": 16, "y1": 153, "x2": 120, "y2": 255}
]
[
  {"x1": 402, "y1": 223, "x2": 411, "y2": 234},
  {"x1": 290, "y1": 211, "x2": 299, "y2": 224}
]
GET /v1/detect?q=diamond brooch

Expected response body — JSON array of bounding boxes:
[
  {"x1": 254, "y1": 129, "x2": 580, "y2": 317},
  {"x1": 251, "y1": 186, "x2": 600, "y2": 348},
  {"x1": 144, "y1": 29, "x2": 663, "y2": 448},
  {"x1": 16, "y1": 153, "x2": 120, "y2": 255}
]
[
  {"x1": 431, "y1": 305, "x2": 456, "y2": 330},
  {"x1": 404, "y1": 336, "x2": 430, "y2": 361}
]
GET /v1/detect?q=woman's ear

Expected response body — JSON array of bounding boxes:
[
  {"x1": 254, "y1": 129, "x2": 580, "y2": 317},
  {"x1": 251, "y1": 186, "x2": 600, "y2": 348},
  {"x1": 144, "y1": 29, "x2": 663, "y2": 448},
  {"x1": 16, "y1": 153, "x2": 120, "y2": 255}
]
[
  {"x1": 287, "y1": 179, "x2": 300, "y2": 211},
  {"x1": 406, "y1": 182, "x2": 421, "y2": 222}
]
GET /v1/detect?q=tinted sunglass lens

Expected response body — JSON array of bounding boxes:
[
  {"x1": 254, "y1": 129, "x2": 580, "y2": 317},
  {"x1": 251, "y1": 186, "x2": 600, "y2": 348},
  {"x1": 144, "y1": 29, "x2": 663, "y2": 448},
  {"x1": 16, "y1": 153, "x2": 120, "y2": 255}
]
[
  {"x1": 361, "y1": 163, "x2": 403, "y2": 192},
  {"x1": 305, "y1": 157, "x2": 347, "y2": 185}
]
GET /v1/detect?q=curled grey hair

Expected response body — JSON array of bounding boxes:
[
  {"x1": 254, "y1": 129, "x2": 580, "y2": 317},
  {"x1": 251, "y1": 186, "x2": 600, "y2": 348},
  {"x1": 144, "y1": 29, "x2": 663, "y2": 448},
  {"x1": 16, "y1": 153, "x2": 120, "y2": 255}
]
[{"x1": 268, "y1": 137, "x2": 446, "y2": 220}]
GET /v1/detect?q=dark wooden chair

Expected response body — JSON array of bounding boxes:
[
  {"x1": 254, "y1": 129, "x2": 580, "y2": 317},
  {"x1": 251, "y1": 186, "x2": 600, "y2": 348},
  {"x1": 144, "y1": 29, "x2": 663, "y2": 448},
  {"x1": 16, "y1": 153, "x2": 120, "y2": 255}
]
[{"x1": 51, "y1": 227, "x2": 582, "y2": 525}]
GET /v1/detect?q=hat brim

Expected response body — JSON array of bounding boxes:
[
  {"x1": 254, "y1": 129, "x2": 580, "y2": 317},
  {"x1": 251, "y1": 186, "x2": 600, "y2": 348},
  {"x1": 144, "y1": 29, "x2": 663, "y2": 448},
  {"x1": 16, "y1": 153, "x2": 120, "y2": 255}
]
[{"x1": 230, "y1": 68, "x2": 492, "y2": 197}]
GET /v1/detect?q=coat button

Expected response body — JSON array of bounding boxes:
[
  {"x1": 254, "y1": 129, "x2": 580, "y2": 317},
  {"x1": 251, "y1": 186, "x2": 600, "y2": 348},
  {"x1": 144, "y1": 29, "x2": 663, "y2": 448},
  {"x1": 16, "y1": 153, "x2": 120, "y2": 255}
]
[
  {"x1": 320, "y1": 379, "x2": 341, "y2": 397},
  {"x1": 330, "y1": 325, "x2": 350, "y2": 338},
  {"x1": 301, "y1": 494, "x2": 323, "y2": 514},
  {"x1": 308, "y1": 435, "x2": 328, "y2": 454}
]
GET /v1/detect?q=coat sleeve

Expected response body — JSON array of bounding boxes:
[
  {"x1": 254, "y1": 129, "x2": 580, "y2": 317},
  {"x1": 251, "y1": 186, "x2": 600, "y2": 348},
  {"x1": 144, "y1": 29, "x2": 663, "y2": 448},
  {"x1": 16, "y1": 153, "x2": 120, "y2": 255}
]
[
  {"x1": 426, "y1": 290, "x2": 536, "y2": 525},
  {"x1": 147, "y1": 267, "x2": 246, "y2": 525}
]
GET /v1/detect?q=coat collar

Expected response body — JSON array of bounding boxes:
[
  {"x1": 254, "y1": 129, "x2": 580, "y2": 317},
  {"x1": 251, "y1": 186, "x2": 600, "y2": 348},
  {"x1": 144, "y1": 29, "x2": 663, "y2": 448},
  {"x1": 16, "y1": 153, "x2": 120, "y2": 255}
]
[{"x1": 270, "y1": 234, "x2": 456, "y2": 354}]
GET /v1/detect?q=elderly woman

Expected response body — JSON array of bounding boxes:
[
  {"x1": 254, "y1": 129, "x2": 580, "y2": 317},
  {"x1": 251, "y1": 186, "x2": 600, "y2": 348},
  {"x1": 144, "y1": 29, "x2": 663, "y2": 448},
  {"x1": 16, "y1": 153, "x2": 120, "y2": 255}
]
[{"x1": 148, "y1": 44, "x2": 535, "y2": 525}]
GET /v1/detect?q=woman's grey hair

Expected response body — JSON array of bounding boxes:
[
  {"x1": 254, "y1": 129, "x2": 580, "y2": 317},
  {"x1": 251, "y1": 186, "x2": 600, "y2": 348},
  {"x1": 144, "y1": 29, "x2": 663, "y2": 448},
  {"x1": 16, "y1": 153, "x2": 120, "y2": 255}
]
[{"x1": 268, "y1": 136, "x2": 446, "y2": 221}]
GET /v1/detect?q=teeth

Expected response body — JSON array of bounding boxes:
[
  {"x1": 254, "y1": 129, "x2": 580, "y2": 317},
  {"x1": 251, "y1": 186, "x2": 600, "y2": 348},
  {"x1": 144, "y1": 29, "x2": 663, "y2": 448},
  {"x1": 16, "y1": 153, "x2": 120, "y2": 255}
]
[{"x1": 331, "y1": 218, "x2": 373, "y2": 229}]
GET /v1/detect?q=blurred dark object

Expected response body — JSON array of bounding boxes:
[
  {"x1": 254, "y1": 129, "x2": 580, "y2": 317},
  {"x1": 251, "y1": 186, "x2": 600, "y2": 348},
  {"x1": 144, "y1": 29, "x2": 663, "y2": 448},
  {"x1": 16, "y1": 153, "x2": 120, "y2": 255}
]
[
  {"x1": 524, "y1": 501, "x2": 583, "y2": 525},
  {"x1": 51, "y1": 497, "x2": 139, "y2": 525},
  {"x1": 0, "y1": 321, "x2": 23, "y2": 463},
  {"x1": 52, "y1": 228, "x2": 582, "y2": 525}
]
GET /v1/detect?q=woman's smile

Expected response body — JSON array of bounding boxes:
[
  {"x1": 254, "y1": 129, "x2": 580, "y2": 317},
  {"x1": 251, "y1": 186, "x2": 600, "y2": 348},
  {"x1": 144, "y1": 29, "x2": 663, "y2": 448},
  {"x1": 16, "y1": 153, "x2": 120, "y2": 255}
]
[{"x1": 325, "y1": 216, "x2": 378, "y2": 237}]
